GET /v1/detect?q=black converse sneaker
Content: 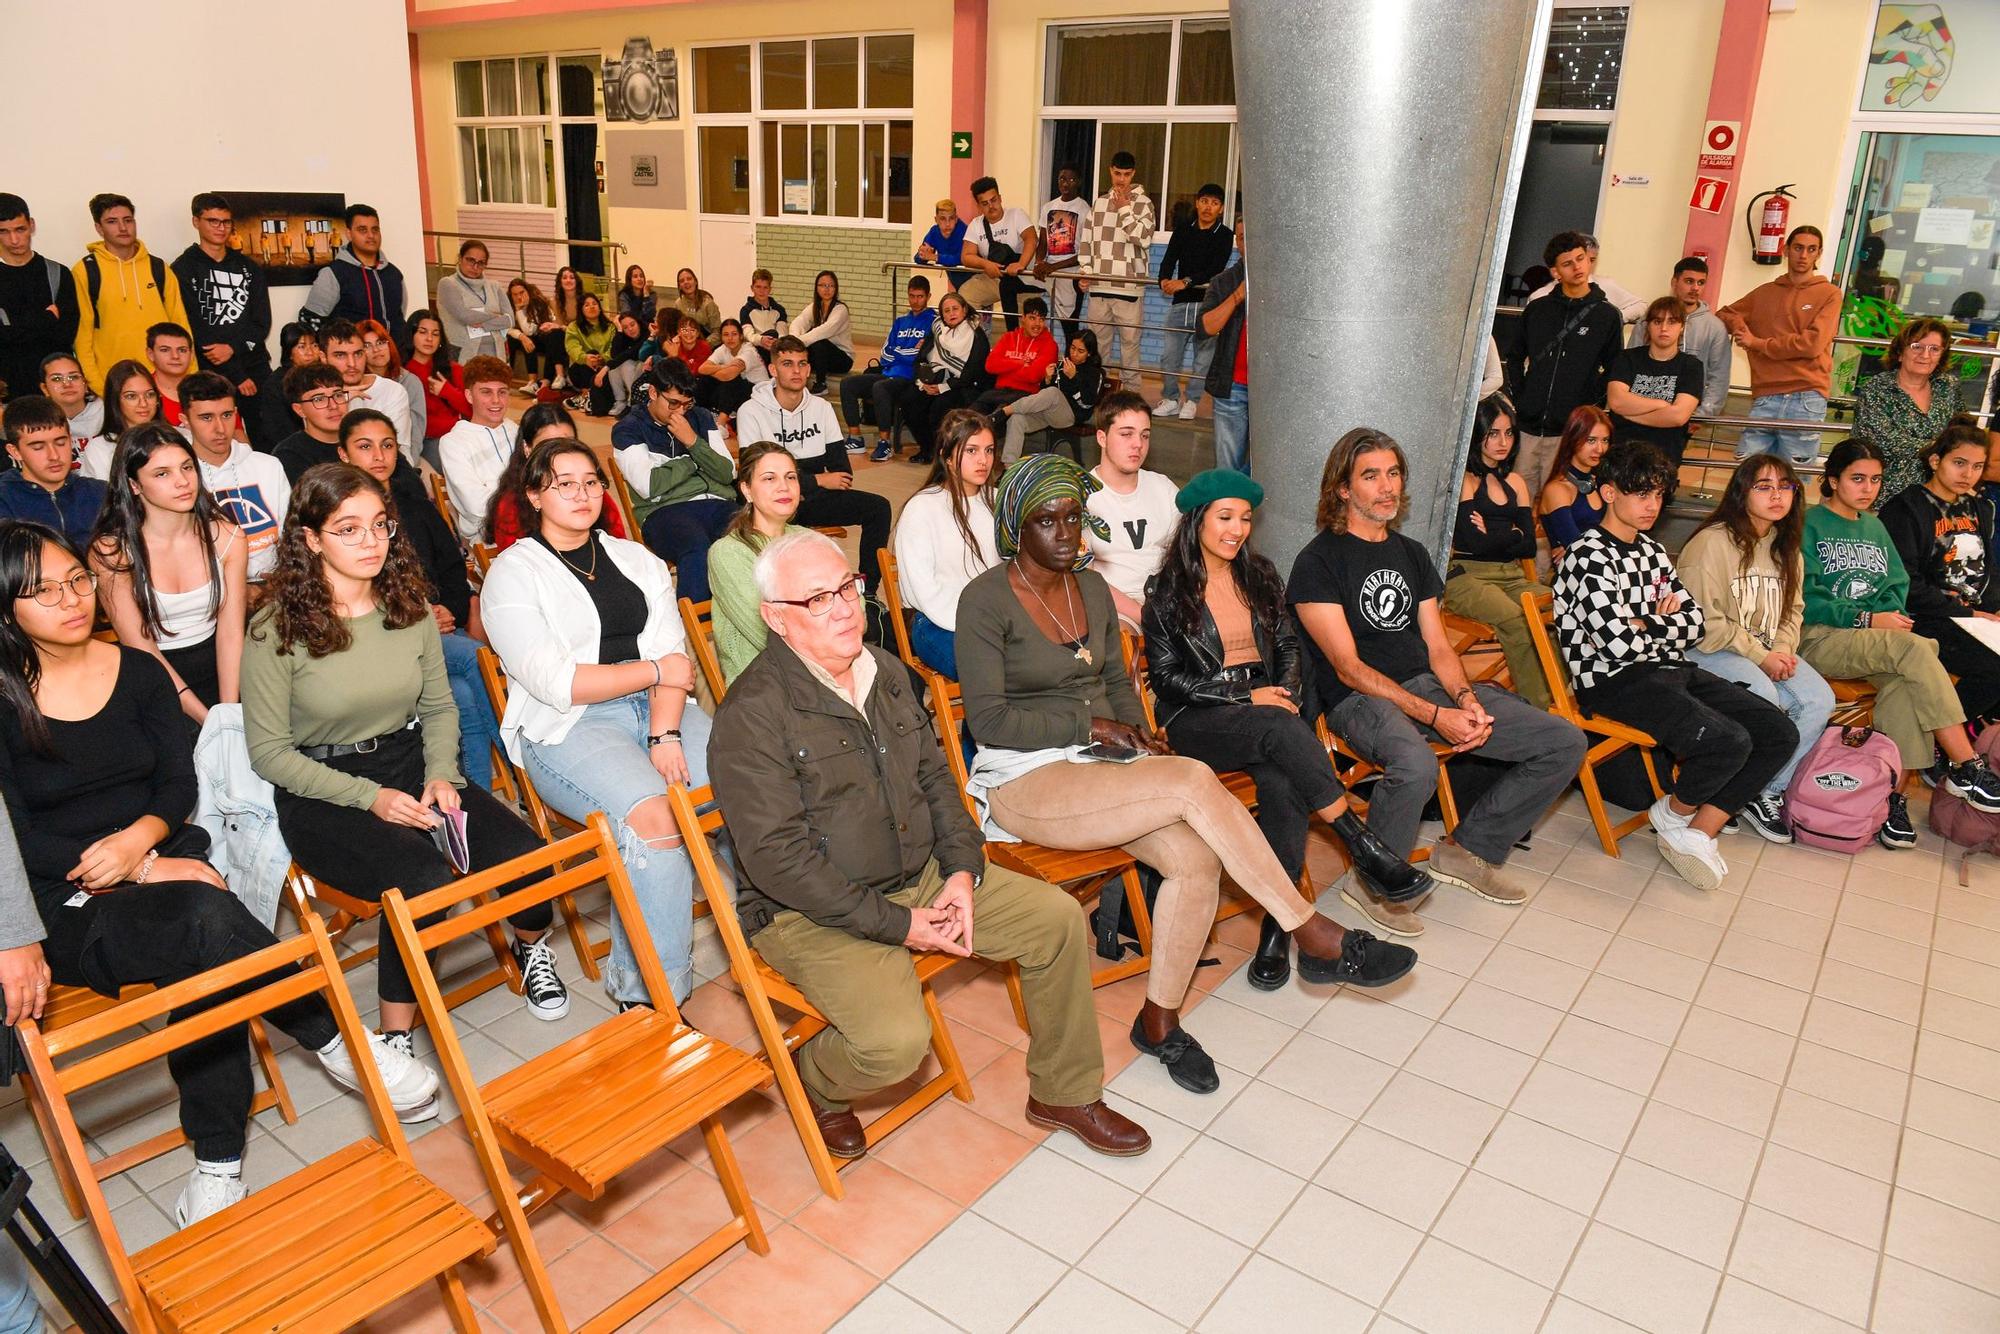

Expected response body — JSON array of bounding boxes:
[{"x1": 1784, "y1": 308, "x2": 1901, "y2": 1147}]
[
  {"x1": 1944, "y1": 758, "x2": 2000, "y2": 814},
  {"x1": 1740, "y1": 793, "x2": 1793, "y2": 845},
  {"x1": 1877, "y1": 792, "x2": 1918, "y2": 850},
  {"x1": 513, "y1": 937, "x2": 570, "y2": 1021}
]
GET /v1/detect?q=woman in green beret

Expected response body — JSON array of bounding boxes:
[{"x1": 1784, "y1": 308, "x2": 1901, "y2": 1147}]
[
  {"x1": 1440, "y1": 394, "x2": 1551, "y2": 707},
  {"x1": 1142, "y1": 470, "x2": 1431, "y2": 991}
]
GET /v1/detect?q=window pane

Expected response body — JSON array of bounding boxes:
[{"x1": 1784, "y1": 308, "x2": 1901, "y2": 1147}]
[
  {"x1": 865, "y1": 35, "x2": 914, "y2": 109},
  {"x1": 763, "y1": 41, "x2": 808, "y2": 111},
  {"x1": 781, "y1": 123, "x2": 810, "y2": 213},
  {"x1": 862, "y1": 123, "x2": 886, "y2": 219},
  {"x1": 700, "y1": 125, "x2": 751, "y2": 214},
  {"x1": 812, "y1": 124, "x2": 831, "y2": 216},
  {"x1": 1537, "y1": 5, "x2": 1627, "y2": 112},
  {"x1": 1163, "y1": 123, "x2": 1231, "y2": 228},
  {"x1": 888, "y1": 120, "x2": 913, "y2": 224},
  {"x1": 1050, "y1": 23, "x2": 1170, "y2": 107},
  {"x1": 834, "y1": 123, "x2": 860, "y2": 218},
  {"x1": 1177, "y1": 20, "x2": 1234, "y2": 105},
  {"x1": 459, "y1": 126, "x2": 480, "y2": 203},
  {"x1": 490, "y1": 126, "x2": 523, "y2": 204},
  {"x1": 454, "y1": 62, "x2": 484, "y2": 118},
  {"x1": 519, "y1": 57, "x2": 548, "y2": 116},
  {"x1": 523, "y1": 124, "x2": 552, "y2": 207},
  {"x1": 762, "y1": 122, "x2": 780, "y2": 215},
  {"x1": 557, "y1": 57, "x2": 599, "y2": 117},
  {"x1": 813, "y1": 37, "x2": 859, "y2": 110},
  {"x1": 1097, "y1": 123, "x2": 1167, "y2": 200},
  {"x1": 484, "y1": 60, "x2": 519, "y2": 118},
  {"x1": 694, "y1": 45, "x2": 752, "y2": 114}
]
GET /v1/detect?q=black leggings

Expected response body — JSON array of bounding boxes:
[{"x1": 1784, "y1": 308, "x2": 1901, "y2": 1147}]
[
  {"x1": 273, "y1": 727, "x2": 552, "y2": 1006},
  {"x1": 806, "y1": 342, "x2": 853, "y2": 381},
  {"x1": 904, "y1": 383, "x2": 974, "y2": 451},
  {"x1": 163, "y1": 637, "x2": 221, "y2": 710},
  {"x1": 795, "y1": 480, "x2": 892, "y2": 587},
  {"x1": 39, "y1": 881, "x2": 339, "y2": 1161},
  {"x1": 1580, "y1": 663, "x2": 1798, "y2": 814},
  {"x1": 1921, "y1": 617, "x2": 2000, "y2": 724},
  {"x1": 1167, "y1": 701, "x2": 1345, "y2": 883},
  {"x1": 697, "y1": 375, "x2": 754, "y2": 417}
]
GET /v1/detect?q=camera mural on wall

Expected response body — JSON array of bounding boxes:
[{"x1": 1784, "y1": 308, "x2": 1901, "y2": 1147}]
[{"x1": 603, "y1": 38, "x2": 678, "y2": 122}]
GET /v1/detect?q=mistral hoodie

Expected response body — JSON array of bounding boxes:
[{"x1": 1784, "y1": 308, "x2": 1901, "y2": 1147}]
[
  {"x1": 734, "y1": 379, "x2": 849, "y2": 481},
  {"x1": 303, "y1": 243, "x2": 408, "y2": 340}
]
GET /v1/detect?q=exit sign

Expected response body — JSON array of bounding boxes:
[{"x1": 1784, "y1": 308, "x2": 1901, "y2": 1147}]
[{"x1": 951, "y1": 131, "x2": 974, "y2": 159}]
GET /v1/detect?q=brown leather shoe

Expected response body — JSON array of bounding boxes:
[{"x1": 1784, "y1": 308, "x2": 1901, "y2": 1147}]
[
  {"x1": 793, "y1": 1051, "x2": 867, "y2": 1159},
  {"x1": 1024, "y1": 1098, "x2": 1151, "y2": 1157}
]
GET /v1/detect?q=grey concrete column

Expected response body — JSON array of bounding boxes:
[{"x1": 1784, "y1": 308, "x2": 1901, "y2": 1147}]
[{"x1": 1232, "y1": 0, "x2": 1551, "y2": 568}]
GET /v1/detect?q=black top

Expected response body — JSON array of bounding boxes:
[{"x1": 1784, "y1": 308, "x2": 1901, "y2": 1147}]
[
  {"x1": 1287, "y1": 528, "x2": 1443, "y2": 709},
  {"x1": 389, "y1": 463, "x2": 473, "y2": 625},
  {"x1": 1057, "y1": 362, "x2": 1103, "y2": 420},
  {"x1": 1157, "y1": 220, "x2": 1237, "y2": 305},
  {"x1": 1879, "y1": 482, "x2": 2000, "y2": 622},
  {"x1": 274, "y1": 430, "x2": 342, "y2": 484},
  {"x1": 533, "y1": 531, "x2": 647, "y2": 662},
  {"x1": 1451, "y1": 475, "x2": 1536, "y2": 563},
  {"x1": 1608, "y1": 347, "x2": 1705, "y2": 456},
  {"x1": 1515, "y1": 284, "x2": 1622, "y2": 435},
  {"x1": 0, "y1": 648, "x2": 197, "y2": 905}
]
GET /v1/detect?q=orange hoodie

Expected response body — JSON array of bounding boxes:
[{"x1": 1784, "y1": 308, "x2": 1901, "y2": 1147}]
[{"x1": 1716, "y1": 271, "x2": 1841, "y2": 398}]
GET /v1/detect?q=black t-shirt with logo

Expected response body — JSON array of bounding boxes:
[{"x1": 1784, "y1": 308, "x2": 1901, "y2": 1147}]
[
  {"x1": 1286, "y1": 528, "x2": 1443, "y2": 709},
  {"x1": 1607, "y1": 347, "x2": 1705, "y2": 458}
]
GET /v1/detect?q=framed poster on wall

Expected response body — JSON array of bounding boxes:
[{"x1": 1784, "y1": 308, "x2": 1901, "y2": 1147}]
[{"x1": 226, "y1": 192, "x2": 347, "y2": 286}]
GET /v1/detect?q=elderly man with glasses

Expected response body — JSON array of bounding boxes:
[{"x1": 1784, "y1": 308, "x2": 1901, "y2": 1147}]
[{"x1": 709, "y1": 529, "x2": 1150, "y2": 1162}]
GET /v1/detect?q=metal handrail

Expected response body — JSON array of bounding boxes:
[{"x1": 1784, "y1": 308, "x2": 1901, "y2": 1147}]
[{"x1": 420, "y1": 229, "x2": 626, "y2": 299}]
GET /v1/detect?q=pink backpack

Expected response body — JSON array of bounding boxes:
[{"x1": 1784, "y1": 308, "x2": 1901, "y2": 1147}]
[
  {"x1": 1784, "y1": 725, "x2": 1900, "y2": 854},
  {"x1": 1929, "y1": 724, "x2": 2000, "y2": 882}
]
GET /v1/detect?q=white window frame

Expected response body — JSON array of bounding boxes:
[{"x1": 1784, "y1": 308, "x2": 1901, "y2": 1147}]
[
  {"x1": 1034, "y1": 13, "x2": 1239, "y2": 240},
  {"x1": 690, "y1": 33, "x2": 915, "y2": 229},
  {"x1": 451, "y1": 55, "x2": 569, "y2": 212},
  {"x1": 1528, "y1": 1, "x2": 1631, "y2": 239}
]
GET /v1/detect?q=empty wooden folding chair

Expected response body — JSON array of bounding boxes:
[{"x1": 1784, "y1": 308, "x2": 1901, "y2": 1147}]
[
  {"x1": 667, "y1": 783, "x2": 973, "y2": 1201},
  {"x1": 381, "y1": 814, "x2": 770, "y2": 1331},
  {"x1": 1521, "y1": 590, "x2": 1666, "y2": 856},
  {"x1": 18, "y1": 915, "x2": 493, "y2": 1333},
  {"x1": 679, "y1": 595, "x2": 728, "y2": 703},
  {"x1": 24, "y1": 984, "x2": 298, "y2": 1222},
  {"x1": 876, "y1": 549, "x2": 923, "y2": 670}
]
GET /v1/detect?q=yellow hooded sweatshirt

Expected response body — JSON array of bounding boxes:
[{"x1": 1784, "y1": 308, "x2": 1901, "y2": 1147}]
[{"x1": 71, "y1": 240, "x2": 188, "y2": 393}]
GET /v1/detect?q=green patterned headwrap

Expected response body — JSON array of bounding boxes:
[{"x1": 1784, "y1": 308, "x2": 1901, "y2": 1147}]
[{"x1": 993, "y1": 453, "x2": 1111, "y2": 569}]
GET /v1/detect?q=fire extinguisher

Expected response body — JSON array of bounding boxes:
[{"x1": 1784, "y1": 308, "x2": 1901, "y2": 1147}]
[{"x1": 1745, "y1": 185, "x2": 1796, "y2": 265}]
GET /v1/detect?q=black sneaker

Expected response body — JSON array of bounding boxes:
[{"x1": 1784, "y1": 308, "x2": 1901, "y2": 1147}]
[
  {"x1": 1740, "y1": 794, "x2": 1793, "y2": 845},
  {"x1": 1945, "y1": 759, "x2": 2000, "y2": 814},
  {"x1": 1297, "y1": 928, "x2": 1418, "y2": 988},
  {"x1": 1877, "y1": 792, "x2": 1918, "y2": 850},
  {"x1": 1129, "y1": 1016, "x2": 1220, "y2": 1093},
  {"x1": 869, "y1": 439, "x2": 893, "y2": 463},
  {"x1": 1921, "y1": 761, "x2": 1946, "y2": 790},
  {"x1": 843, "y1": 434, "x2": 867, "y2": 454},
  {"x1": 513, "y1": 937, "x2": 570, "y2": 1021},
  {"x1": 616, "y1": 999, "x2": 653, "y2": 1014}
]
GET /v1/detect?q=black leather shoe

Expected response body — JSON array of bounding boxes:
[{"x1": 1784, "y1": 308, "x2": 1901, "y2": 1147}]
[
  {"x1": 1297, "y1": 927, "x2": 1418, "y2": 988},
  {"x1": 1333, "y1": 811, "x2": 1434, "y2": 903},
  {"x1": 1247, "y1": 914, "x2": 1290, "y2": 991},
  {"x1": 1129, "y1": 1016, "x2": 1221, "y2": 1093}
]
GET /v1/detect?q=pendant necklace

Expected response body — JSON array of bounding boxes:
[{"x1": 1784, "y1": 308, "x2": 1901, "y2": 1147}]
[
  {"x1": 1012, "y1": 561, "x2": 1091, "y2": 666},
  {"x1": 554, "y1": 532, "x2": 599, "y2": 582}
]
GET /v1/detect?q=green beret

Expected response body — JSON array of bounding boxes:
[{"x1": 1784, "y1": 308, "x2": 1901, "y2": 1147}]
[{"x1": 1175, "y1": 468, "x2": 1265, "y2": 513}]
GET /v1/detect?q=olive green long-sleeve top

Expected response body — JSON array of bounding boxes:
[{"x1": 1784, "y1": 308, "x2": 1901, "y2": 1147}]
[
  {"x1": 241, "y1": 607, "x2": 461, "y2": 810},
  {"x1": 955, "y1": 564, "x2": 1144, "y2": 749},
  {"x1": 708, "y1": 524, "x2": 804, "y2": 683}
]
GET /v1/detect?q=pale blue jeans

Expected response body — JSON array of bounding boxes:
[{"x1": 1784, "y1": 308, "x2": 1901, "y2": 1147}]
[
  {"x1": 1159, "y1": 302, "x2": 1214, "y2": 406},
  {"x1": 1685, "y1": 647, "x2": 1834, "y2": 796},
  {"x1": 520, "y1": 695, "x2": 713, "y2": 1003},
  {"x1": 1738, "y1": 389, "x2": 1827, "y2": 464}
]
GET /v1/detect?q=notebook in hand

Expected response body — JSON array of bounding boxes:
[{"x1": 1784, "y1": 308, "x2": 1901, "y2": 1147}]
[{"x1": 429, "y1": 805, "x2": 470, "y2": 875}]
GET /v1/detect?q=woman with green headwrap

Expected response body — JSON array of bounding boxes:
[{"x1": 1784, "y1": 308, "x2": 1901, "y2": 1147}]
[{"x1": 957, "y1": 456, "x2": 1419, "y2": 1096}]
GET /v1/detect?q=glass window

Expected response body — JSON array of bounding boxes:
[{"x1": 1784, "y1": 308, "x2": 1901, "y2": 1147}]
[
  {"x1": 557, "y1": 56, "x2": 599, "y2": 117},
  {"x1": 765, "y1": 122, "x2": 811, "y2": 214},
  {"x1": 863, "y1": 123, "x2": 886, "y2": 218},
  {"x1": 1164, "y1": 123, "x2": 1232, "y2": 225},
  {"x1": 1050, "y1": 23, "x2": 1171, "y2": 107},
  {"x1": 865, "y1": 35, "x2": 914, "y2": 109},
  {"x1": 1839, "y1": 130, "x2": 2000, "y2": 333},
  {"x1": 695, "y1": 45, "x2": 752, "y2": 114},
  {"x1": 834, "y1": 123, "x2": 861, "y2": 217},
  {"x1": 458, "y1": 126, "x2": 480, "y2": 202},
  {"x1": 763, "y1": 41, "x2": 808, "y2": 111},
  {"x1": 813, "y1": 37, "x2": 859, "y2": 110},
  {"x1": 1098, "y1": 123, "x2": 1167, "y2": 198},
  {"x1": 454, "y1": 62, "x2": 483, "y2": 118},
  {"x1": 889, "y1": 120, "x2": 913, "y2": 224},
  {"x1": 698, "y1": 125, "x2": 750, "y2": 214},
  {"x1": 1536, "y1": 6, "x2": 1627, "y2": 112},
  {"x1": 518, "y1": 58, "x2": 548, "y2": 116},
  {"x1": 811, "y1": 125, "x2": 831, "y2": 215},
  {"x1": 484, "y1": 60, "x2": 519, "y2": 118},
  {"x1": 1177, "y1": 20, "x2": 1234, "y2": 106}
]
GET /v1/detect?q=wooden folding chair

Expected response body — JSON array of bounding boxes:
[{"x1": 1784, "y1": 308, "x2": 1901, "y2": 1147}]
[
  {"x1": 1521, "y1": 590, "x2": 1666, "y2": 856},
  {"x1": 604, "y1": 458, "x2": 644, "y2": 543},
  {"x1": 876, "y1": 549, "x2": 922, "y2": 670},
  {"x1": 284, "y1": 862, "x2": 527, "y2": 1006},
  {"x1": 428, "y1": 470, "x2": 461, "y2": 541},
  {"x1": 1829, "y1": 677, "x2": 1879, "y2": 728},
  {"x1": 921, "y1": 668, "x2": 1155, "y2": 987},
  {"x1": 1440, "y1": 558, "x2": 1546, "y2": 689},
  {"x1": 381, "y1": 814, "x2": 770, "y2": 1331},
  {"x1": 24, "y1": 984, "x2": 297, "y2": 1222},
  {"x1": 469, "y1": 540, "x2": 498, "y2": 583},
  {"x1": 680, "y1": 596, "x2": 728, "y2": 703},
  {"x1": 18, "y1": 915, "x2": 493, "y2": 1333},
  {"x1": 667, "y1": 784, "x2": 973, "y2": 1201}
]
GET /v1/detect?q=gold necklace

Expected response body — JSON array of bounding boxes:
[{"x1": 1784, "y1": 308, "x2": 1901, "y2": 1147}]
[
  {"x1": 552, "y1": 533, "x2": 598, "y2": 582},
  {"x1": 1010, "y1": 561, "x2": 1091, "y2": 666}
]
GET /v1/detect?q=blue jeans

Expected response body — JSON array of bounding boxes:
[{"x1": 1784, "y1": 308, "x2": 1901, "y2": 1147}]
[
  {"x1": 910, "y1": 612, "x2": 957, "y2": 680},
  {"x1": 1211, "y1": 380, "x2": 1249, "y2": 474},
  {"x1": 442, "y1": 629, "x2": 498, "y2": 789},
  {"x1": 520, "y1": 695, "x2": 713, "y2": 1002},
  {"x1": 1159, "y1": 302, "x2": 1214, "y2": 406},
  {"x1": 0, "y1": 1240, "x2": 34, "y2": 1334},
  {"x1": 640, "y1": 497, "x2": 739, "y2": 604},
  {"x1": 1738, "y1": 390, "x2": 1827, "y2": 464},
  {"x1": 1686, "y1": 647, "x2": 1834, "y2": 795}
]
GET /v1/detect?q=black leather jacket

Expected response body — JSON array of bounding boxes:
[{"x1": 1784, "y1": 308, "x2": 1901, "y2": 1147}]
[{"x1": 1140, "y1": 580, "x2": 1304, "y2": 728}]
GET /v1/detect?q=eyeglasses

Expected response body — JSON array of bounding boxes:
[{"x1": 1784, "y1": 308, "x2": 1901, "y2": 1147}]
[
  {"x1": 770, "y1": 574, "x2": 863, "y2": 617},
  {"x1": 462, "y1": 256, "x2": 487, "y2": 268},
  {"x1": 543, "y1": 477, "x2": 605, "y2": 500},
  {"x1": 319, "y1": 518, "x2": 397, "y2": 546},
  {"x1": 25, "y1": 571, "x2": 97, "y2": 607},
  {"x1": 1750, "y1": 482, "x2": 1799, "y2": 496},
  {"x1": 1906, "y1": 343, "x2": 1946, "y2": 358},
  {"x1": 119, "y1": 388, "x2": 159, "y2": 403},
  {"x1": 43, "y1": 373, "x2": 83, "y2": 387},
  {"x1": 298, "y1": 390, "x2": 351, "y2": 409}
]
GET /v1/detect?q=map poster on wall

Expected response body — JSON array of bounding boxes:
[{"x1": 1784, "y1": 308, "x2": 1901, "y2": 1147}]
[{"x1": 1862, "y1": 2, "x2": 2000, "y2": 114}]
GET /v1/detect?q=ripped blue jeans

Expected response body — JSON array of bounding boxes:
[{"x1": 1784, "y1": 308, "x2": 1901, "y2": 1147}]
[{"x1": 520, "y1": 694, "x2": 712, "y2": 1003}]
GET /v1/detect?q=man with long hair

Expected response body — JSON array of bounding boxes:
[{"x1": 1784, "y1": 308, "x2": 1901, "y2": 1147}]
[{"x1": 1290, "y1": 428, "x2": 1584, "y2": 935}]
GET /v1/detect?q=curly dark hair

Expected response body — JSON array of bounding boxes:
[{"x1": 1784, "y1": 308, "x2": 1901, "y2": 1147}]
[
  {"x1": 254, "y1": 463, "x2": 433, "y2": 658},
  {"x1": 1151, "y1": 497, "x2": 1286, "y2": 643}
]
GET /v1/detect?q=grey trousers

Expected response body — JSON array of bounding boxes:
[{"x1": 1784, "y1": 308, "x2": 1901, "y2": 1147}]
[
  {"x1": 1329, "y1": 675, "x2": 1587, "y2": 862},
  {"x1": 1001, "y1": 387, "x2": 1077, "y2": 463}
]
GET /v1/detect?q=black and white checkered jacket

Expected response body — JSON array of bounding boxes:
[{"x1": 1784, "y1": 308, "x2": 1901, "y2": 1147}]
[
  {"x1": 1079, "y1": 187, "x2": 1157, "y2": 289},
  {"x1": 1550, "y1": 526, "x2": 1706, "y2": 696}
]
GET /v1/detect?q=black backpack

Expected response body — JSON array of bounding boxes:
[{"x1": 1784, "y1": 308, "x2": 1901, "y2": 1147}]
[{"x1": 81, "y1": 251, "x2": 168, "y2": 328}]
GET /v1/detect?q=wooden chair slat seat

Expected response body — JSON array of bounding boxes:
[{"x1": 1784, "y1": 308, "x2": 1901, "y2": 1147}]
[{"x1": 680, "y1": 596, "x2": 728, "y2": 705}]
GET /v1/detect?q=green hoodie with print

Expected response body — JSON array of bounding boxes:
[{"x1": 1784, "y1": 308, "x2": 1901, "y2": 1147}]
[{"x1": 1802, "y1": 503, "x2": 1910, "y2": 628}]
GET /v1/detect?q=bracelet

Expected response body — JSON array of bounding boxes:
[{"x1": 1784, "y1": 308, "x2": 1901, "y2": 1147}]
[
  {"x1": 135, "y1": 850, "x2": 159, "y2": 884},
  {"x1": 651, "y1": 659, "x2": 663, "y2": 688},
  {"x1": 1430, "y1": 702, "x2": 1441, "y2": 727},
  {"x1": 648, "y1": 730, "x2": 682, "y2": 747},
  {"x1": 177, "y1": 686, "x2": 192, "y2": 696}
]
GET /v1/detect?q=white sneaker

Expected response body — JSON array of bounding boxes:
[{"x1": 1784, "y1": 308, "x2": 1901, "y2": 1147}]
[
  {"x1": 1152, "y1": 399, "x2": 1180, "y2": 417},
  {"x1": 1177, "y1": 399, "x2": 1199, "y2": 420},
  {"x1": 1648, "y1": 795, "x2": 1693, "y2": 836},
  {"x1": 318, "y1": 1031, "x2": 441, "y2": 1123},
  {"x1": 1655, "y1": 824, "x2": 1728, "y2": 892},
  {"x1": 175, "y1": 1162, "x2": 247, "y2": 1228}
]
